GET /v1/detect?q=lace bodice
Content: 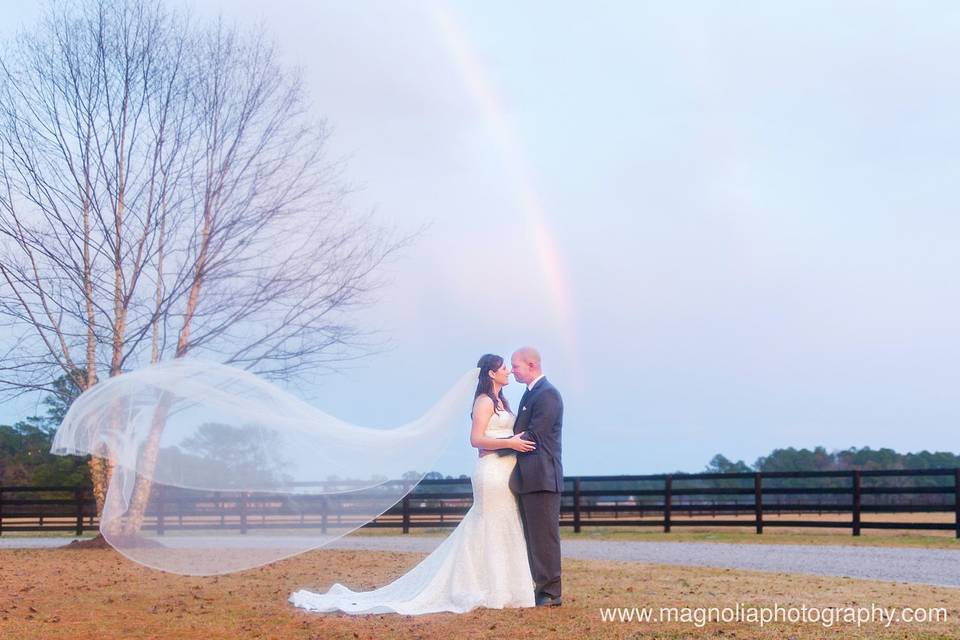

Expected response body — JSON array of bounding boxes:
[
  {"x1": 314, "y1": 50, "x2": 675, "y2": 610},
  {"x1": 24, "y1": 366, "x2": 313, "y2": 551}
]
[{"x1": 484, "y1": 410, "x2": 515, "y2": 439}]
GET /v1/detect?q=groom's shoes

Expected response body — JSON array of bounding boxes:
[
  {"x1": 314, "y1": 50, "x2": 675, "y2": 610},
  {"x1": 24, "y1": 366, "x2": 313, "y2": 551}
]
[{"x1": 535, "y1": 594, "x2": 562, "y2": 607}]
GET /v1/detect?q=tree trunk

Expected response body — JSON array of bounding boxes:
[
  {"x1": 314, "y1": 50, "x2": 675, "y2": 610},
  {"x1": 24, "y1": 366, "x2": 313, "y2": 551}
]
[
  {"x1": 98, "y1": 399, "x2": 129, "y2": 537},
  {"x1": 122, "y1": 191, "x2": 210, "y2": 534},
  {"x1": 88, "y1": 456, "x2": 109, "y2": 514},
  {"x1": 120, "y1": 391, "x2": 175, "y2": 535}
]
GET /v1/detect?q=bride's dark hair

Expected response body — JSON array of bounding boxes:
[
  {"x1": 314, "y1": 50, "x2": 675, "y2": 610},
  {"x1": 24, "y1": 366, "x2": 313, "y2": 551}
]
[{"x1": 474, "y1": 353, "x2": 512, "y2": 417}]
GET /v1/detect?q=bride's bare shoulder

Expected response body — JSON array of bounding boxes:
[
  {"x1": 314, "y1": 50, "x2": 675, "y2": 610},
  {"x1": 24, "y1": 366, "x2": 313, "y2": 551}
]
[{"x1": 473, "y1": 394, "x2": 494, "y2": 410}]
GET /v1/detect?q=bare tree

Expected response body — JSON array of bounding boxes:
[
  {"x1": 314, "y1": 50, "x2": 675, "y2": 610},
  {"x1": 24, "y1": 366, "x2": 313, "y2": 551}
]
[{"x1": 0, "y1": 0, "x2": 407, "y2": 542}]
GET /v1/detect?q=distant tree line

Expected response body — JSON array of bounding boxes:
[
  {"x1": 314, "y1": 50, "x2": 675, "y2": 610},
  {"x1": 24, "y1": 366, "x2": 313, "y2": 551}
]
[
  {"x1": 704, "y1": 447, "x2": 960, "y2": 474},
  {"x1": 0, "y1": 372, "x2": 88, "y2": 487}
]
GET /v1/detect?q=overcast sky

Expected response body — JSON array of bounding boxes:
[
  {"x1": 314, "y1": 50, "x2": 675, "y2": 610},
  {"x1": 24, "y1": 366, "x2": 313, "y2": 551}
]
[{"x1": 2, "y1": 1, "x2": 959, "y2": 476}]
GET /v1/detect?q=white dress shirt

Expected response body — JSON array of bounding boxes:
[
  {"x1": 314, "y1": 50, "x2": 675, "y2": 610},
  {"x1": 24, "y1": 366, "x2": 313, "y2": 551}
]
[{"x1": 527, "y1": 374, "x2": 545, "y2": 391}]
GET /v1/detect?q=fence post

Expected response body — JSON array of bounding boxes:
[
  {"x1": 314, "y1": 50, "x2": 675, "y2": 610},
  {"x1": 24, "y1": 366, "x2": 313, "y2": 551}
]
[
  {"x1": 75, "y1": 486, "x2": 85, "y2": 536},
  {"x1": 0, "y1": 485, "x2": 4, "y2": 536},
  {"x1": 573, "y1": 477, "x2": 582, "y2": 534},
  {"x1": 852, "y1": 470, "x2": 861, "y2": 537},
  {"x1": 954, "y1": 468, "x2": 960, "y2": 540},
  {"x1": 156, "y1": 485, "x2": 165, "y2": 536},
  {"x1": 402, "y1": 495, "x2": 410, "y2": 534},
  {"x1": 664, "y1": 474, "x2": 672, "y2": 533},
  {"x1": 754, "y1": 472, "x2": 763, "y2": 534},
  {"x1": 320, "y1": 496, "x2": 328, "y2": 535},
  {"x1": 239, "y1": 491, "x2": 248, "y2": 534}
]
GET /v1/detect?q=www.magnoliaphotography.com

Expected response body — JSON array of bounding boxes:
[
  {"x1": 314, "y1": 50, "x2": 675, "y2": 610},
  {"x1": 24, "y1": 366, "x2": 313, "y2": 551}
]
[{"x1": 0, "y1": 1, "x2": 958, "y2": 639}]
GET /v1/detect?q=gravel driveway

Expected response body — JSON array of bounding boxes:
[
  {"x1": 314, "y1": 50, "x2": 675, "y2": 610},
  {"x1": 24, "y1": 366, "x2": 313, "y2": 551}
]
[{"x1": 326, "y1": 536, "x2": 960, "y2": 589}]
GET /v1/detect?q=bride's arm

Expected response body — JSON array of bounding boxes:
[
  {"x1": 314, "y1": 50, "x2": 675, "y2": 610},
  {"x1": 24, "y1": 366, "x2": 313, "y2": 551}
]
[{"x1": 470, "y1": 396, "x2": 536, "y2": 453}]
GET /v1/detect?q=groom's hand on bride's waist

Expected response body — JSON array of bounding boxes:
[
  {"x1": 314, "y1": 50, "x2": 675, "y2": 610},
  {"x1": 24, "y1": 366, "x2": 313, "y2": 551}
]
[{"x1": 495, "y1": 432, "x2": 536, "y2": 456}]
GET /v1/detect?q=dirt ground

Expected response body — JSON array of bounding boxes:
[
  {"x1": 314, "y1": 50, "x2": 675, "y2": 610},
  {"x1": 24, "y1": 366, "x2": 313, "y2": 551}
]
[{"x1": 2, "y1": 540, "x2": 959, "y2": 640}]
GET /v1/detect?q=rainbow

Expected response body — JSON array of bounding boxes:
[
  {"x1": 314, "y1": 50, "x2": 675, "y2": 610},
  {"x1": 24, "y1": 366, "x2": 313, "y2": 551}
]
[{"x1": 427, "y1": 4, "x2": 580, "y2": 374}]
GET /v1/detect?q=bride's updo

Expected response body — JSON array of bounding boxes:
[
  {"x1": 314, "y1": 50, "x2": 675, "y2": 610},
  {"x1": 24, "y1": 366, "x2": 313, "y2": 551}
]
[{"x1": 475, "y1": 353, "x2": 512, "y2": 416}]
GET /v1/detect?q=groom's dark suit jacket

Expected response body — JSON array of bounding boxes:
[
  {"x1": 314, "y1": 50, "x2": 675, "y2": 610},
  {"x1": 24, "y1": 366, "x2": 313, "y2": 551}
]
[{"x1": 498, "y1": 377, "x2": 563, "y2": 494}]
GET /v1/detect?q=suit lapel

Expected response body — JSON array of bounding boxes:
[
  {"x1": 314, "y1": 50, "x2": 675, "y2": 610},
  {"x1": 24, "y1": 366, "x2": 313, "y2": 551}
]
[
  {"x1": 517, "y1": 388, "x2": 529, "y2": 414},
  {"x1": 515, "y1": 387, "x2": 530, "y2": 432},
  {"x1": 516, "y1": 377, "x2": 547, "y2": 431}
]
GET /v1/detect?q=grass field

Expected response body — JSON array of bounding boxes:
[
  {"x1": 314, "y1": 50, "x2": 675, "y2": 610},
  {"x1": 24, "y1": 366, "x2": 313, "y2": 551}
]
[
  {"x1": 2, "y1": 537, "x2": 959, "y2": 639},
  {"x1": 347, "y1": 511, "x2": 960, "y2": 550}
]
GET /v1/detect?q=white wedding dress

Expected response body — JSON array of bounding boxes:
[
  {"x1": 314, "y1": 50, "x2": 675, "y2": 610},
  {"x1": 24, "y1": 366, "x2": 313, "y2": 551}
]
[{"x1": 289, "y1": 409, "x2": 536, "y2": 614}]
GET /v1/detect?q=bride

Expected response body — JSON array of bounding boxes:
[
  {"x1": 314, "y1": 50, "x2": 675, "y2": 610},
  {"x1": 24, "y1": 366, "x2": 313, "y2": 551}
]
[{"x1": 289, "y1": 353, "x2": 538, "y2": 615}]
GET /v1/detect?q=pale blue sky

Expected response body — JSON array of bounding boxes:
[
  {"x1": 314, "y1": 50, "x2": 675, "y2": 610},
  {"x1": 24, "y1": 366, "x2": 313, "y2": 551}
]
[{"x1": 2, "y1": 1, "x2": 959, "y2": 475}]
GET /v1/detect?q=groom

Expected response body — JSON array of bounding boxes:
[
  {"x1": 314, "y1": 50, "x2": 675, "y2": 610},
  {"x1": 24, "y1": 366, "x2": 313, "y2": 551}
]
[{"x1": 498, "y1": 346, "x2": 563, "y2": 607}]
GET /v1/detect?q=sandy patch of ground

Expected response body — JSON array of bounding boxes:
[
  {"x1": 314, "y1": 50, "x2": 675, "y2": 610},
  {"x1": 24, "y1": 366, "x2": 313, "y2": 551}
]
[{"x1": 2, "y1": 543, "x2": 959, "y2": 639}]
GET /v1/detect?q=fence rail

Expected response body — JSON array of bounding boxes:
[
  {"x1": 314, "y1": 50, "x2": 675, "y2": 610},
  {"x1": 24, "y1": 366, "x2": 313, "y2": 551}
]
[{"x1": 2, "y1": 467, "x2": 959, "y2": 538}]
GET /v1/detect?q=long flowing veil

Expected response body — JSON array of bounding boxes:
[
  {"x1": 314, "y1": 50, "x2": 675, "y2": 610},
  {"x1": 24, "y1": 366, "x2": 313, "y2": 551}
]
[{"x1": 50, "y1": 357, "x2": 480, "y2": 575}]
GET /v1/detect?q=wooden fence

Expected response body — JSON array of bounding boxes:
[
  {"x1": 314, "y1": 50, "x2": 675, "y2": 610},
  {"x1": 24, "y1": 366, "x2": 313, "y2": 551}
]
[{"x1": 2, "y1": 468, "x2": 959, "y2": 538}]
